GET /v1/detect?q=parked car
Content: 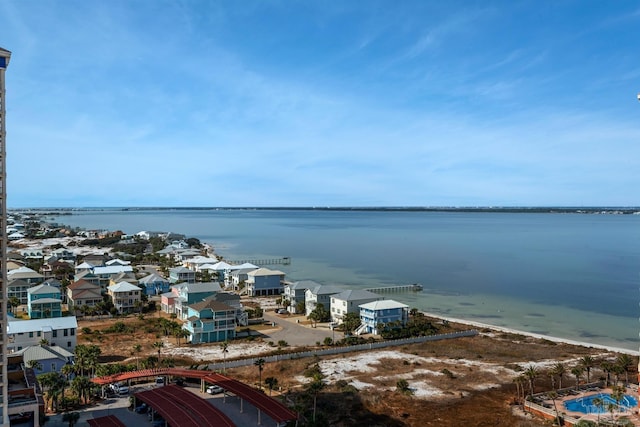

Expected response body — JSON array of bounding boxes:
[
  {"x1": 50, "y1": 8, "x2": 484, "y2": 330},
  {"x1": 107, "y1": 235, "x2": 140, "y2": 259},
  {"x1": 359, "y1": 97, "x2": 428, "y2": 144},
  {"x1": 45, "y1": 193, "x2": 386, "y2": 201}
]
[
  {"x1": 155, "y1": 376, "x2": 166, "y2": 386},
  {"x1": 206, "y1": 385, "x2": 224, "y2": 394},
  {"x1": 135, "y1": 403, "x2": 148, "y2": 414},
  {"x1": 275, "y1": 308, "x2": 287, "y2": 314},
  {"x1": 110, "y1": 383, "x2": 129, "y2": 395}
]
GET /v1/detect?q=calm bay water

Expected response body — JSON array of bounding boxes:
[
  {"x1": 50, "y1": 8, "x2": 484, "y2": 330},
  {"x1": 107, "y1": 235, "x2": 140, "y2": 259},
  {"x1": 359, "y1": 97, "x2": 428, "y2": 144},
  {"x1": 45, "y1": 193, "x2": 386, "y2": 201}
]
[{"x1": 49, "y1": 209, "x2": 640, "y2": 351}]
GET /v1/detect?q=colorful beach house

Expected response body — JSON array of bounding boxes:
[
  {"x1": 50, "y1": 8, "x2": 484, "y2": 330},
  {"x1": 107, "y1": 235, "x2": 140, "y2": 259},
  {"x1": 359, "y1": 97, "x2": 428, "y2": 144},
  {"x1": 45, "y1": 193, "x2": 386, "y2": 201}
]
[
  {"x1": 173, "y1": 282, "x2": 222, "y2": 319},
  {"x1": 357, "y1": 300, "x2": 409, "y2": 335},
  {"x1": 27, "y1": 284, "x2": 62, "y2": 319},
  {"x1": 138, "y1": 272, "x2": 171, "y2": 296},
  {"x1": 183, "y1": 300, "x2": 236, "y2": 343},
  {"x1": 245, "y1": 268, "x2": 285, "y2": 296}
]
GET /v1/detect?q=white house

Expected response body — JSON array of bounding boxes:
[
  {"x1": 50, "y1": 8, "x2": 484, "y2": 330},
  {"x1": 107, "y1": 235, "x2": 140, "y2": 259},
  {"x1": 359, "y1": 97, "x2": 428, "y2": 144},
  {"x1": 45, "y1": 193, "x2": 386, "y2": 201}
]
[
  {"x1": 330, "y1": 289, "x2": 384, "y2": 324},
  {"x1": 7, "y1": 317, "x2": 78, "y2": 353},
  {"x1": 107, "y1": 282, "x2": 142, "y2": 314},
  {"x1": 304, "y1": 284, "x2": 342, "y2": 316}
]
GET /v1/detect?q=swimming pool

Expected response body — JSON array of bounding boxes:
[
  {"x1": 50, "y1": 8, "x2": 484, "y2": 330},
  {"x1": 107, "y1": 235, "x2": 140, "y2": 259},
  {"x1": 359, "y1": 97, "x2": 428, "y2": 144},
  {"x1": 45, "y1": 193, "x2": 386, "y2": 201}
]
[{"x1": 564, "y1": 393, "x2": 638, "y2": 414}]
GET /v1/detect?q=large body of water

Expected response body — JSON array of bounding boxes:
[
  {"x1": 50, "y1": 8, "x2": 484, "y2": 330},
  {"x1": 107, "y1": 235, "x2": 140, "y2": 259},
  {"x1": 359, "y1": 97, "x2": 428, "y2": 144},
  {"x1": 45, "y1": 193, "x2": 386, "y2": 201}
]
[{"x1": 47, "y1": 208, "x2": 640, "y2": 352}]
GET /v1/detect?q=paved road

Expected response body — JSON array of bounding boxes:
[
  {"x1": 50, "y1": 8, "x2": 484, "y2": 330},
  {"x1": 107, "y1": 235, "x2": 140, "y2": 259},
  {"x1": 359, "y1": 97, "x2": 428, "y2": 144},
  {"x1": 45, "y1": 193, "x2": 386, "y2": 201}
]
[{"x1": 262, "y1": 311, "x2": 343, "y2": 346}]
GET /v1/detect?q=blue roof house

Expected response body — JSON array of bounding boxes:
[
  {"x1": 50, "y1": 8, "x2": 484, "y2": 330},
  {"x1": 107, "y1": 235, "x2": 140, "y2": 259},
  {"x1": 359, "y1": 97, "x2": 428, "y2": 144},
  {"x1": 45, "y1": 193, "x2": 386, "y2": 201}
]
[{"x1": 183, "y1": 300, "x2": 236, "y2": 343}]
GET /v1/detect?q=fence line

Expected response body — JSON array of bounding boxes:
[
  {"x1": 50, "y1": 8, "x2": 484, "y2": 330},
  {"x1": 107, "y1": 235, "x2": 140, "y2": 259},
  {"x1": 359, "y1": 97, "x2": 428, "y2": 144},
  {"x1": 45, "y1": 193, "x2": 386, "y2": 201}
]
[{"x1": 206, "y1": 330, "x2": 478, "y2": 371}]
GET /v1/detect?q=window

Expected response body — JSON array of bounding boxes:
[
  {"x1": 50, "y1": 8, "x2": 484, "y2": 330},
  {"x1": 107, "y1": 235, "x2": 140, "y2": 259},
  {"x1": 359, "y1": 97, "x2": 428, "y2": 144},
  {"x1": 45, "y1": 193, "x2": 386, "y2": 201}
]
[
  {"x1": 53, "y1": 330, "x2": 58, "y2": 338},
  {"x1": 29, "y1": 332, "x2": 33, "y2": 338},
  {"x1": 63, "y1": 329, "x2": 68, "y2": 337},
  {"x1": 70, "y1": 329, "x2": 75, "y2": 336},
  {"x1": 51, "y1": 363, "x2": 57, "y2": 371},
  {"x1": 67, "y1": 341, "x2": 71, "y2": 348},
  {"x1": 37, "y1": 331, "x2": 41, "y2": 337}
]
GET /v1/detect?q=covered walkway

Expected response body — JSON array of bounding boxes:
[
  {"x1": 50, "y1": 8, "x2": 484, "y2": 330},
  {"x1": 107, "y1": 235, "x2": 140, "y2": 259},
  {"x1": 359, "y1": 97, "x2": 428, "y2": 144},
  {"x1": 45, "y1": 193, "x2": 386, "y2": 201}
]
[
  {"x1": 92, "y1": 367, "x2": 297, "y2": 425},
  {"x1": 135, "y1": 384, "x2": 235, "y2": 427}
]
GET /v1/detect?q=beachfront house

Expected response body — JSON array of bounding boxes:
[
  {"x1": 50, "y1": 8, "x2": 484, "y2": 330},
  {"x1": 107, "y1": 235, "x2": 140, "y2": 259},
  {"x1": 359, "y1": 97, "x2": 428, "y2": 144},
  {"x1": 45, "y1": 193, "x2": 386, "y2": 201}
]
[
  {"x1": 357, "y1": 299, "x2": 409, "y2": 335},
  {"x1": 304, "y1": 284, "x2": 342, "y2": 316},
  {"x1": 330, "y1": 289, "x2": 384, "y2": 324},
  {"x1": 245, "y1": 268, "x2": 285, "y2": 297},
  {"x1": 183, "y1": 255, "x2": 219, "y2": 272},
  {"x1": 183, "y1": 300, "x2": 236, "y2": 343},
  {"x1": 66, "y1": 279, "x2": 103, "y2": 315},
  {"x1": 7, "y1": 317, "x2": 78, "y2": 352},
  {"x1": 283, "y1": 280, "x2": 316, "y2": 314},
  {"x1": 138, "y1": 272, "x2": 171, "y2": 296},
  {"x1": 27, "y1": 284, "x2": 63, "y2": 319},
  {"x1": 107, "y1": 282, "x2": 142, "y2": 314},
  {"x1": 199, "y1": 261, "x2": 232, "y2": 282},
  {"x1": 169, "y1": 266, "x2": 196, "y2": 284}
]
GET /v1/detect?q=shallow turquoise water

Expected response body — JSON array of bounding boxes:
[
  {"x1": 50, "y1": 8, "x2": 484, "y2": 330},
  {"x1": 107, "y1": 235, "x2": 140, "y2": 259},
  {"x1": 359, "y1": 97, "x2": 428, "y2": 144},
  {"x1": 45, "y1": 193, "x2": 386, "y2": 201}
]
[{"x1": 46, "y1": 208, "x2": 640, "y2": 351}]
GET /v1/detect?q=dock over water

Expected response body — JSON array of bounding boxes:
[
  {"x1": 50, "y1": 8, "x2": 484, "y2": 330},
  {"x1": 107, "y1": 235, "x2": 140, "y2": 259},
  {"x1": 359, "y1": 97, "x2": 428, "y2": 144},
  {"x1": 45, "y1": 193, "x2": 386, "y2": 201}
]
[
  {"x1": 227, "y1": 256, "x2": 291, "y2": 266},
  {"x1": 365, "y1": 283, "x2": 423, "y2": 294}
]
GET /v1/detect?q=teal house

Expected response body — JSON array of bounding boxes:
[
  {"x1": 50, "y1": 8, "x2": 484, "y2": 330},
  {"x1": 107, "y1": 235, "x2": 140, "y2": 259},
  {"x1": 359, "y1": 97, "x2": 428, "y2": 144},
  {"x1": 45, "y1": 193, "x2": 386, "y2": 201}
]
[
  {"x1": 183, "y1": 300, "x2": 236, "y2": 343},
  {"x1": 27, "y1": 284, "x2": 63, "y2": 319}
]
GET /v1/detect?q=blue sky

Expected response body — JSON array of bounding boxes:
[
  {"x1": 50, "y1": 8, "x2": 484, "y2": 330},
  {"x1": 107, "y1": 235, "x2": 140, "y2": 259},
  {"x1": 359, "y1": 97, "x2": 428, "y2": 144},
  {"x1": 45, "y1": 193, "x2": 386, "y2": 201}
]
[{"x1": 1, "y1": 1, "x2": 639, "y2": 207}]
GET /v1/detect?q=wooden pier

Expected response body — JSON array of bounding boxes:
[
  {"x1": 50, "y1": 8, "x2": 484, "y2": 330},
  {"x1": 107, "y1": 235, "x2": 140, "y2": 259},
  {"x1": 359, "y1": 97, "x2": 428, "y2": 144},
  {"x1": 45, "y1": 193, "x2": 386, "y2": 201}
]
[
  {"x1": 227, "y1": 256, "x2": 291, "y2": 266},
  {"x1": 365, "y1": 283, "x2": 423, "y2": 294}
]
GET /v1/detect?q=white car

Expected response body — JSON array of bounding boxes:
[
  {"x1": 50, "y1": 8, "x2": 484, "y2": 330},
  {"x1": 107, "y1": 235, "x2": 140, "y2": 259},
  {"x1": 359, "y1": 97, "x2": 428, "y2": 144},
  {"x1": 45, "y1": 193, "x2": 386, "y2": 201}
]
[
  {"x1": 206, "y1": 385, "x2": 224, "y2": 394},
  {"x1": 110, "y1": 383, "x2": 129, "y2": 395}
]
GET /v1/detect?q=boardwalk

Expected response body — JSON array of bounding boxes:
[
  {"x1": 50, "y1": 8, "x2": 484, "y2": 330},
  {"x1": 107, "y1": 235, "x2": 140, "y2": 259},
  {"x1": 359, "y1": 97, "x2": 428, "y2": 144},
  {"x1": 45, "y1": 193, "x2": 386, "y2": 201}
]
[{"x1": 365, "y1": 283, "x2": 423, "y2": 293}]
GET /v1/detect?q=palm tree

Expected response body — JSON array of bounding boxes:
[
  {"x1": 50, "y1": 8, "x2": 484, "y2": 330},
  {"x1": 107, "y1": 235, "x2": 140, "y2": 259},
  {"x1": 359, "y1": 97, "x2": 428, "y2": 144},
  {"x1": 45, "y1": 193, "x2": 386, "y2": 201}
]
[
  {"x1": 615, "y1": 354, "x2": 634, "y2": 386},
  {"x1": 547, "y1": 391, "x2": 560, "y2": 426},
  {"x1": 552, "y1": 362, "x2": 566, "y2": 390},
  {"x1": 153, "y1": 341, "x2": 164, "y2": 367},
  {"x1": 133, "y1": 344, "x2": 142, "y2": 370},
  {"x1": 254, "y1": 358, "x2": 265, "y2": 390},
  {"x1": 601, "y1": 360, "x2": 613, "y2": 387},
  {"x1": 220, "y1": 341, "x2": 229, "y2": 374},
  {"x1": 307, "y1": 374, "x2": 325, "y2": 423},
  {"x1": 579, "y1": 355, "x2": 595, "y2": 384},
  {"x1": 571, "y1": 366, "x2": 584, "y2": 391},
  {"x1": 8, "y1": 296, "x2": 20, "y2": 314},
  {"x1": 264, "y1": 377, "x2": 278, "y2": 396},
  {"x1": 173, "y1": 327, "x2": 189, "y2": 346},
  {"x1": 513, "y1": 375, "x2": 526, "y2": 408},
  {"x1": 592, "y1": 396, "x2": 604, "y2": 424},
  {"x1": 523, "y1": 365, "x2": 538, "y2": 399},
  {"x1": 28, "y1": 359, "x2": 43, "y2": 373},
  {"x1": 71, "y1": 376, "x2": 93, "y2": 405}
]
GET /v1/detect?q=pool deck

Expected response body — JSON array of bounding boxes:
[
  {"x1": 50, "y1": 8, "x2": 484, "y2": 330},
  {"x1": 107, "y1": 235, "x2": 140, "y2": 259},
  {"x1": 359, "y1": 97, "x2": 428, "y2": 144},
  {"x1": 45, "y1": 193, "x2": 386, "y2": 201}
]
[{"x1": 541, "y1": 386, "x2": 640, "y2": 425}]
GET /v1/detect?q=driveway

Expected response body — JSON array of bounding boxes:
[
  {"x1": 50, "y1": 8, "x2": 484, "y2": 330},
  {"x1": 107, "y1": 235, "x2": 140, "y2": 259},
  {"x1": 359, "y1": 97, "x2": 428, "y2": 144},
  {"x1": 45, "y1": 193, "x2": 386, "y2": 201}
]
[{"x1": 262, "y1": 311, "x2": 343, "y2": 346}]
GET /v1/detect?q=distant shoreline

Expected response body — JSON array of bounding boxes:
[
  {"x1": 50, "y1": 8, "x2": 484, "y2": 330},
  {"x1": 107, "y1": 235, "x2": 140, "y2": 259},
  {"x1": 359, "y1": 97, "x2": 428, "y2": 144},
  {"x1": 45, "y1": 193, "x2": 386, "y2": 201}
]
[
  {"x1": 10, "y1": 206, "x2": 640, "y2": 214},
  {"x1": 421, "y1": 310, "x2": 640, "y2": 357}
]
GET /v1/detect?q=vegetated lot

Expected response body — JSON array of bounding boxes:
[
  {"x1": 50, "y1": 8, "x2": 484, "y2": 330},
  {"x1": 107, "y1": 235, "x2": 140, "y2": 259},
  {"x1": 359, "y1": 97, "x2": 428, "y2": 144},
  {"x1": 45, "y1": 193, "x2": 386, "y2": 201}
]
[{"x1": 80, "y1": 314, "x2": 614, "y2": 427}]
